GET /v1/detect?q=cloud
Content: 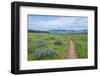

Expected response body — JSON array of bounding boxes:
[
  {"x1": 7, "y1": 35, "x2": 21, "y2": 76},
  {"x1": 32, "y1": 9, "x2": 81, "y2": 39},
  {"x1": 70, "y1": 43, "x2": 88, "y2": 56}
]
[{"x1": 28, "y1": 15, "x2": 88, "y2": 31}]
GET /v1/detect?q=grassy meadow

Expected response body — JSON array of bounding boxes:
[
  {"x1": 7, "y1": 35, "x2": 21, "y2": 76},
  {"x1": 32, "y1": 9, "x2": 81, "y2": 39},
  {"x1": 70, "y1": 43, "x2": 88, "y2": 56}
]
[
  {"x1": 72, "y1": 34, "x2": 88, "y2": 58},
  {"x1": 28, "y1": 32, "x2": 88, "y2": 61}
]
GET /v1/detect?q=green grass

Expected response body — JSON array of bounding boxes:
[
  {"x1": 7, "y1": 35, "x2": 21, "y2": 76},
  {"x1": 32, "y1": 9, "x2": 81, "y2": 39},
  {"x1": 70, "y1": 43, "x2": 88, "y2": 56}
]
[
  {"x1": 28, "y1": 32, "x2": 69, "y2": 61},
  {"x1": 71, "y1": 34, "x2": 88, "y2": 58},
  {"x1": 28, "y1": 32, "x2": 88, "y2": 61}
]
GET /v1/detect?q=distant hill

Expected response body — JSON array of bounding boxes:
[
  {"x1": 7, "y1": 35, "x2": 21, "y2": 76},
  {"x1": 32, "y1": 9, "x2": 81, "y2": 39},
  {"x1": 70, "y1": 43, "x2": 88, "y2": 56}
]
[
  {"x1": 28, "y1": 29, "x2": 88, "y2": 34},
  {"x1": 48, "y1": 29, "x2": 88, "y2": 34},
  {"x1": 28, "y1": 30, "x2": 49, "y2": 33}
]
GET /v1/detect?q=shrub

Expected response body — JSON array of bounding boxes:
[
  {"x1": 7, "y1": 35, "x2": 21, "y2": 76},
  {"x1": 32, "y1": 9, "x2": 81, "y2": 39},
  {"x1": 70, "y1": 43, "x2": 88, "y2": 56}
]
[
  {"x1": 77, "y1": 42, "x2": 83, "y2": 47},
  {"x1": 43, "y1": 40, "x2": 47, "y2": 43},
  {"x1": 64, "y1": 40, "x2": 66, "y2": 41},
  {"x1": 34, "y1": 50, "x2": 45, "y2": 59},
  {"x1": 54, "y1": 41, "x2": 64, "y2": 45},
  {"x1": 49, "y1": 37, "x2": 56, "y2": 40},
  {"x1": 37, "y1": 41, "x2": 46, "y2": 47},
  {"x1": 37, "y1": 34, "x2": 43, "y2": 37},
  {"x1": 46, "y1": 49, "x2": 57, "y2": 57},
  {"x1": 34, "y1": 48, "x2": 57, "y2": 59},
  {"x1": 44, "y1": 39, "x2": 48, "y2": 41}
]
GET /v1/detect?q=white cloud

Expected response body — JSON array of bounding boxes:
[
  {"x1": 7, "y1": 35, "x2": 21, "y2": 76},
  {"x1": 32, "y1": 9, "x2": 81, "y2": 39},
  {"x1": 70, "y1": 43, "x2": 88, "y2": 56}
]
[{"x1": 28, "y1": 16, "x2": 88, "y2": 31}]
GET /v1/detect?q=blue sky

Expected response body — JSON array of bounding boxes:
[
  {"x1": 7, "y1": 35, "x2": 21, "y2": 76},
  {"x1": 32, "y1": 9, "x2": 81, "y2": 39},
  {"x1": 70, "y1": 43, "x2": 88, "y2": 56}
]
[{"x1": 28, "y1": 15, "x2": 88, "y2": 31}]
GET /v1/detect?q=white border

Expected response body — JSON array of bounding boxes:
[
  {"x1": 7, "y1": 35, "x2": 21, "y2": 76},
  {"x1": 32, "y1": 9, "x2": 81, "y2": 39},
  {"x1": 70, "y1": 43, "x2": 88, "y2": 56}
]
[{"x1": 20, "y1": 6, "x2": 95, "y2": 70}]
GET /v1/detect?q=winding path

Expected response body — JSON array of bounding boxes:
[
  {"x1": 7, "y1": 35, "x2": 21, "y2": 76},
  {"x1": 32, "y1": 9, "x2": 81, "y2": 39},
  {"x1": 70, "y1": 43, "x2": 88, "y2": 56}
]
[{"x1": 66, "y1": 40, "x2": 78, "y2": 59}]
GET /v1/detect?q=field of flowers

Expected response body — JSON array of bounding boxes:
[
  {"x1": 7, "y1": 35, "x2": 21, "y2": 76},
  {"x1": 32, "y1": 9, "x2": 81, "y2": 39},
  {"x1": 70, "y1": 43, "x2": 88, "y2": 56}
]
[{"x1": 28, "y1": 32, "x2": 88, "y2": 61}]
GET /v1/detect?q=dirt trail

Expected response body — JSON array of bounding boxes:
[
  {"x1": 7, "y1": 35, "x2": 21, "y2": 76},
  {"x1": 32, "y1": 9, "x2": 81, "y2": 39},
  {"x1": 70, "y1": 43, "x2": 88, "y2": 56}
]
[{"x1": 66, "y1": 40, "x2": 78, "y2": 59}]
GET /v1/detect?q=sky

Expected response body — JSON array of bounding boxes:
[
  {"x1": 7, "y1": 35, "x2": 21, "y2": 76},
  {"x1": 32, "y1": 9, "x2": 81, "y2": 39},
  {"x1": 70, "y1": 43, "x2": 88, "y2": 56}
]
[{"x1": 28, "y1": 15, "x2": 88, "y2": 31}]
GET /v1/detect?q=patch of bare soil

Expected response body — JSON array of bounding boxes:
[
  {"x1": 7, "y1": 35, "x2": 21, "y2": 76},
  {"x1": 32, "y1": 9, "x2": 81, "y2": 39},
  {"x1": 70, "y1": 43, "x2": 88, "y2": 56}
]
[{"x1": 66, "y1": 40, "x2": 78, "y2": 59}]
